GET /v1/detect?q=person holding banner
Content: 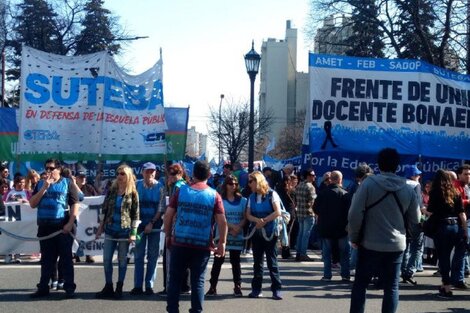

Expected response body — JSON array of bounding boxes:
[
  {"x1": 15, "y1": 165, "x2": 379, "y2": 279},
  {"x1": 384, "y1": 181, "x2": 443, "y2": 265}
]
[
  {"x1": 29, "y1": 159, "x2": 80, "y2": 299},
  {"x1": 95, "y1": 164, "x2": 140, "y2": 300},
  {"x1": 130, "y1": 162, "x2": 163, "y2": 296}
]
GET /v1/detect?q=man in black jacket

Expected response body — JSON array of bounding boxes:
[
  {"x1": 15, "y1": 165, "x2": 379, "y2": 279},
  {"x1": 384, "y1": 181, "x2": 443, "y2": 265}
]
[{"x1": 314, "y1": 170, "x2": 351, "y2": 281}]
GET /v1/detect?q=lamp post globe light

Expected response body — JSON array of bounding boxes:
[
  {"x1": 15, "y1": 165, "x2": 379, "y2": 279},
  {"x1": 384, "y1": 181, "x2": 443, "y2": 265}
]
[{"x1": 244, "y1": 40, "x2": 261, "y2": 173}]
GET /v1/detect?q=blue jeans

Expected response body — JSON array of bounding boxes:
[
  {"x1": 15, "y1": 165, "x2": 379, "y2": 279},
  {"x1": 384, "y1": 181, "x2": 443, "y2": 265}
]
[
  {"x1": 103, "y1": 236, "x2": 130, "y2": 284},
  {"x1": 134, "y1": 231, "x2": 161, "y2": 289},
  {"x1": 350, "y1": 247, "x2": 403, "y2": 313},
  {"x1": 167, "y1": 245, "x2": 210, "y2": 313},
  {"x1": 433, "y1": 223, "x2": 466, "y2": 285},
  {"x1": 251, "y1": 230, "x2": 282, "y2": 292},
  {"x1": 321, "y1": 236, "x2": 351, "y2": 279},
  {"x1": 296, "y1": 216, "x2": 315, "y2": 256},
  {"x1": 401, "y1": 224, "x2": 424, "y2": 278}
]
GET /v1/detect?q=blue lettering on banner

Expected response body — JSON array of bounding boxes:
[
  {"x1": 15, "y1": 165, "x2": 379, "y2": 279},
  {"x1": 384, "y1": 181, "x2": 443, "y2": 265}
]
[
  {"x1": 24, "y1": 73, "x2": 163, "y2": 110},
  {"x1": 23, "y1": 130, "x2": 60, "y2": 141},
  {"x1": 140, "y1": 132, "x2": 165, "y2": 146}
]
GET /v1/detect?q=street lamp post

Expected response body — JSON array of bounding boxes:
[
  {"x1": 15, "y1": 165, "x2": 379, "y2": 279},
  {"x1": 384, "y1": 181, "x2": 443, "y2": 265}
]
[
  {"x1": 244, "y1": 41, "x2": 261, "y2": 173},
  {"x1": 218, "y1": 94, "x2": 224, "y2": 165}
]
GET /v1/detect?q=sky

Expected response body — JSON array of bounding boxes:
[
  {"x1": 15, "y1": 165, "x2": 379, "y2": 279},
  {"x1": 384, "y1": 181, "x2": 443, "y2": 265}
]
[{"x1": 106, "y1": 0, "x2": 312, "y2": 159}]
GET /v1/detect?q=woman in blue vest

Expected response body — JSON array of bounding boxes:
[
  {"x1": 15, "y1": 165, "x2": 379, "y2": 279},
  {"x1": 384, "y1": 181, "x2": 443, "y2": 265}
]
[
  {"x1": 245, "y1": 171, "x2": 283, "y2": 300},
  {"x1": 95, "y1": 164, "x2": 140, "y2": 299},
  {"x1": 206, "y1": 175, "x2": 247, "y2": 297},
  {"x1": 158, "y1": 163, "x2": 190, "y2": 295}
]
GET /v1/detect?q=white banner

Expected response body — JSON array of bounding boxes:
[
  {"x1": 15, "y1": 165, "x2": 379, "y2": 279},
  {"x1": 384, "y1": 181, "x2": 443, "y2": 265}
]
[
  {"x1": 0, "y1": 197, "x2": 106, "y2": 255},
  {"x1": 307, "y1": 54, "x2": 470, "y2": 159},
  {"x1": 18, "y1": 46, "x2": 166, "y2": 156}
]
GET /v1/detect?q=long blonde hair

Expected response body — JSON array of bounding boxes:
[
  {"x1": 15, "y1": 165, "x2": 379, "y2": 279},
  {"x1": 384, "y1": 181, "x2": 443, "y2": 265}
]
[
  {"x1": 112, "y1": 164, "x2": 137, "y2": 196},
  {"x1": 25, "y1": 169, "x2": 40, "y2": 191},
  {"x1": 249, "y1": 171, "x2": 270, "y2": 196}
]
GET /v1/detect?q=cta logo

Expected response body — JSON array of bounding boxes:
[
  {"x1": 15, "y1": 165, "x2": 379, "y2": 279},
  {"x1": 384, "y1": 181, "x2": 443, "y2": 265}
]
[
  {"x1": 140, "y1": 132, "x2": 165, "y2": 146},
  {"x1": 23, "y1": 130, "x2": 60, "y2": 141}
]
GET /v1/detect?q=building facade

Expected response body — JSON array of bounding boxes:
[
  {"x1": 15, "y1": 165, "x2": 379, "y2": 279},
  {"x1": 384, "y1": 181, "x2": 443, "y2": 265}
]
[
  {"x1": 259, "y1": 20, "x2": 309, "y2": 141},
  {"x1": 185, "y1": 126, "x2": 207, "y2": 158}
]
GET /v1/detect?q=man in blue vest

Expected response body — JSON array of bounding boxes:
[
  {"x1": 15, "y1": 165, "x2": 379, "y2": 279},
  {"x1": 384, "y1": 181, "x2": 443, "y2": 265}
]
[
  {"x1": 130, "y1": 161, "x2": 163, "y2": 295},
  {"x1": 164, "y1": 160, "x2": 227, "y2": 313},
  {"x1": 29, "y1": 159, "x2": 80, "y2": 299}
]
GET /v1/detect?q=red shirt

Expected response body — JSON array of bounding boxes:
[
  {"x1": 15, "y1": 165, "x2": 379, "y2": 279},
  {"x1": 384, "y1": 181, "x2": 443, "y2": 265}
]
[{"x1": 169, "y1": 182, "x2": 224, "y2": 250}]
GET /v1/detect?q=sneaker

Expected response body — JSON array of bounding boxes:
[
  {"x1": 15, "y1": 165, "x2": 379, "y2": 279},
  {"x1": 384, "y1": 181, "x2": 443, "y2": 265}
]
[
  {"x1": 57, "y1": 282, "x2": 64, "y2": 290},
  {"x1": 401, "y1": 275, "x2": 418, "y2": 285},
  {"x1": 433, "y1": 270, "x2": 441, "y2": 277},
  {"x1": 205, "y1": 287, "x2": 217, "y2": 296},
  {"x1": 181, "y1": 289, "x2": 191, "y2": 295},
  {"x1": 86, "y1": 255, "x2": 95, "y2": 263},
  {"x1": 438, "y1": 287, "x2": 453, "y2": 299},
  {"x1": 320, "y1": 277, "x2": 332, "y2": 282},
  {"x1": 452, "y1": 281, "x2": 469, "y2": 290},
  {"x1": 233, "y1": 285, "x2": 243, "y2": 297},
  {"x1": 144, "y1": 288, "x2": 154, "y2": 295},
  {"x1": 295, "y1": 255, "x2": 301, "y2": 261},
  {"x1": 248, "y1": 290, "x2": 263, "y2": 298},
  {"x1": 73, "y1": 255, "x2": 81, "y2": 263},
  {"x1": 30, "y1": 289, "x2": 50, "y2": 299},
  {"x1": 246, "y1": 249, "x2": 253, "y2": 255},
  {"x1": 341, "y1": 277, "x2": 351, "y2": 282},
  {"x1": 50, "y1": 281, "x2": 58, "y2": 291},
  {"x1": 129, "y1": 287, "x2": 143, "y2": 295},
  {"x1": 272, "y1": 290, "x2": 283, "y2": 300}
]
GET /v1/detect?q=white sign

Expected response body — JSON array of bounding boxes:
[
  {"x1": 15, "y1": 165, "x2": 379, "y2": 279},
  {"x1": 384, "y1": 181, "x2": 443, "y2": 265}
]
[{"x1": 18, "y1": 46, "x2": 166, "y2": 157}]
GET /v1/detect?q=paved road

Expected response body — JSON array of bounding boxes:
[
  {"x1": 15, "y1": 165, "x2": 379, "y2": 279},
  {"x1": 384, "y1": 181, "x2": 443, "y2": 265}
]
[{"x1": 0, "y1": 253, "x2": 469, "y2": 313}]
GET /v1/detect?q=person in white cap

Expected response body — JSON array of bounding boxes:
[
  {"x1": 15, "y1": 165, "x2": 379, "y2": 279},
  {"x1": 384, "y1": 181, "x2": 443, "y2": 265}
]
[{"x1": 130, "y1": 162, "x2": 164, "y2": 296}]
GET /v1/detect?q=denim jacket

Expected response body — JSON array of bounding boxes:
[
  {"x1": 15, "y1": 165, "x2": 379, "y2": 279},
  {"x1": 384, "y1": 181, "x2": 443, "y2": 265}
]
[{"x1": 101, "y1": 186, "x2": 140, "y2": 229}]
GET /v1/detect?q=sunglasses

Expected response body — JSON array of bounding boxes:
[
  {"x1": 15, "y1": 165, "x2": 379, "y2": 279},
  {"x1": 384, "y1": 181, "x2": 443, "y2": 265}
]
[
  {"x1": 118, "y1": 172, "x2": 126, "y2": 176},
  {"x1": 45, "y1": 166, "x2": 56, "y2": 172}
]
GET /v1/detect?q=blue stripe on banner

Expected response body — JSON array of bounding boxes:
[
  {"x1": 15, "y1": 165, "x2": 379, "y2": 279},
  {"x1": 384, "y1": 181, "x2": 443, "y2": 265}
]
[{"x1": 309, "y1": 54, "x2": 470, "y2": 83}]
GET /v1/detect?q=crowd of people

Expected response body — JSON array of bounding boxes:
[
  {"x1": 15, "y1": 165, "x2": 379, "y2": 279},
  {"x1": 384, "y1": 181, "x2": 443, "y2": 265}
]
[{"x1": 1, "y1": 148, "x2": 469, "y2": 313}]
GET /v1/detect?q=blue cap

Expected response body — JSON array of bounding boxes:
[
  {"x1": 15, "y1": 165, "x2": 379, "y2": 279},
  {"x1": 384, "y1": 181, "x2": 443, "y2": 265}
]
[
  {"x1": 405, "y1": 165, "x2": 422, "y2": 178},
  {"x1": 142, "y1": 162, "x2": 156, "y2": 170}
]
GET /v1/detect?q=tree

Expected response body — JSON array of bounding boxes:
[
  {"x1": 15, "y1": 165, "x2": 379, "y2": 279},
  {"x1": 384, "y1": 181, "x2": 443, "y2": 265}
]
[
  {"x1": 306, "y1": 0, "x2": 468, "y2": 71},
  {"x1": 4, "y1": 0, "x2": 126, "y2": 106},
  {"x1": 7, "y1": 0, "x2": 64, "y2": 85},
  {"x1": 268, "y1": 110, "x2": 305, "y2": 160},
  {"x1": 344, "y1": 0, "x2": 385, "y2": 57},
  {"x1": 75, "y1": 0, "x2": 120, "y2": 55},
  {"x1": 207, "y1": 99, "x2": 272, "y2": 165}
]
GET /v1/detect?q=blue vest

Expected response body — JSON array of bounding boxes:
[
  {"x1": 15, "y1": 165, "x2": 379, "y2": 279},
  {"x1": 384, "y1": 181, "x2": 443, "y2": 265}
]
[
  {"x1": 36, "y1": 178, "x2": 70, "y2": 226},
  {"x1": 105, "y1": 195, "x2": 129, "y2": 238},
  {"x1": 173, "y1": 185, "x2": 216, "y2": 248},
  {"x1": 249, "y1": 192, "x2": 275, "y2": 236},
  {"x1": 223, "y1": 197, "x2": 247, "y2": 250},
  {"x1": 136, "y1": 180, "x2": 161, "y2": 228}
]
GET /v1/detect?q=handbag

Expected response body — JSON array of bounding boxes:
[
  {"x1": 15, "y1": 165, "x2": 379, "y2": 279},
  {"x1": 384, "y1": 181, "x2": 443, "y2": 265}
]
[{"x1": 422, "y1": 214, "x2": 439, "y2": 238}]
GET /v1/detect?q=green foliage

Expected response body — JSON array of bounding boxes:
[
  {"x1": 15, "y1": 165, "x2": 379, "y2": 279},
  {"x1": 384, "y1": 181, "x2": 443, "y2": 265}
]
[
  {"x1": 344, "y1": 0, "x2": 384, "y2": 58},
  {"x1": 75, "y1": 0, "x2": 120, "y2": 55}
]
